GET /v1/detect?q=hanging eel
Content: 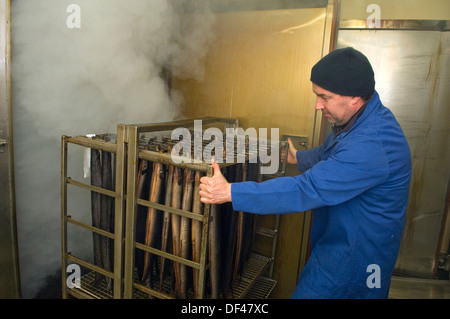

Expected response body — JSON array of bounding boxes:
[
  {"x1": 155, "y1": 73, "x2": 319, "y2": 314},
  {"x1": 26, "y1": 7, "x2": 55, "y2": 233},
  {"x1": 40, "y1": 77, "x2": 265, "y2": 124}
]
[
  {"x1": 100, "y1": 149, "x2": 114, "y2": 292},
  {"x1": 90, "y1": 148, "x2": 103, "y2": 287},
  {"x1": 191, "y1": 169, "x2": 204, "y2": 298},
  {"x1": 171, "y1": 166, "x2": 183, "y2": 297},
  {"x1": 141, "y1": 150, "x2": 164, "y2": 285},
  {"x1": 178, "y1": 168, "x2": 193, "y2": 298},
  {"x1": 159, "y1": 159, "x2": 174, "y2": 289}
]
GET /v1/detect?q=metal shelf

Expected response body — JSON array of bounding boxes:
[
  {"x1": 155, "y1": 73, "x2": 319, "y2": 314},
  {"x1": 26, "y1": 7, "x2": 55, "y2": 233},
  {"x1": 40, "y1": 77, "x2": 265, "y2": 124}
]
[
  {"x1": 227, "y1": 253, "x2": 272, "y2": 299},
  {"x1": 67, "y1": 253, "x2": 275, "y2": 299},
  {"x1": 246, "y1": 277, "x2": 277, "y2": 299}
]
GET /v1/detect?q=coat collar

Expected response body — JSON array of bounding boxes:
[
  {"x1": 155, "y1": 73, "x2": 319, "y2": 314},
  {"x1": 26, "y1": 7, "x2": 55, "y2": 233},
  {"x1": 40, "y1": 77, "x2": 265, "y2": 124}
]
[{"x1": 333, "y1": 91, "x2": 380, "y2": 140}]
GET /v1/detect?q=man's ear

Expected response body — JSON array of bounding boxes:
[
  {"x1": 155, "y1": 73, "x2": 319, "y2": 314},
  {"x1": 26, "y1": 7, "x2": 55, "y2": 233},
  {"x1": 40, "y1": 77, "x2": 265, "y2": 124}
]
[{"x1": 350, "y1": 96, "x2": 363, "y2": 107}]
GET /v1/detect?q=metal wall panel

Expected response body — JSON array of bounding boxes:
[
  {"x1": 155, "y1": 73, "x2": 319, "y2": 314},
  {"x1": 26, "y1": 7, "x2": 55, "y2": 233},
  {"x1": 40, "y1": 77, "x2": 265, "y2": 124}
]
[
  {"x1": 173, "y1": 5, "x2": 336, "y2": 297},
  {"x1": 337, "y1": 29, "x2": 450, "y2": 278}
]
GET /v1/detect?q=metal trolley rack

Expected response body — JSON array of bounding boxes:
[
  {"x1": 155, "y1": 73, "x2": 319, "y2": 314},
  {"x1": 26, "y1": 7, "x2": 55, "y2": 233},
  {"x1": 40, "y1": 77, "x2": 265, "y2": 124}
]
[
  {"x1": 61, "y1": 125, "x2": 127, "y2": 299},
  {"x1": 61, "y1": 117, "x2": 277, "y2": 299}
]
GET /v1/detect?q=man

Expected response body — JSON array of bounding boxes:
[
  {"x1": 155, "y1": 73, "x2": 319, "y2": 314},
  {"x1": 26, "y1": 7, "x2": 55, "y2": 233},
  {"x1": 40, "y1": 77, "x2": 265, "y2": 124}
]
[{"x1": 199, "y1": 47, "x2": 412, "y2": 298}]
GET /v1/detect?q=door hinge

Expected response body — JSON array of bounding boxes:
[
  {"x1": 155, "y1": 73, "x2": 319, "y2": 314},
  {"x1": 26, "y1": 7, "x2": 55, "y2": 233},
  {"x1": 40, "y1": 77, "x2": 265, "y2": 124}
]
[{"x1": 0, "y1": 129, "x2": 7, "y2": 152}]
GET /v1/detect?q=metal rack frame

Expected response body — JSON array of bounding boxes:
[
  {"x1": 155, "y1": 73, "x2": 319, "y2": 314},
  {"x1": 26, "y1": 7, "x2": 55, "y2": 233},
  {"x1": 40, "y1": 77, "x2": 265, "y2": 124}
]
[
  {"x1": 61, "y1": 130, "x2": 127, "y2": 299},
  {"x1": 121, "y1": 117, "x2": 239, "y2": 299},
  {"x1": 62, "y1": 117, "x2": 277, "y2": 299}
]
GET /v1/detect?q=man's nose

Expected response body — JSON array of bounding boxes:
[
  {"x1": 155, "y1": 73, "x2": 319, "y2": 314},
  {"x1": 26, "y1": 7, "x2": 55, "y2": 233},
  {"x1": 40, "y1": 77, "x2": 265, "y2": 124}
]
[{"x1": 315, "y1": 99, "x2": 325, "y2": 111}]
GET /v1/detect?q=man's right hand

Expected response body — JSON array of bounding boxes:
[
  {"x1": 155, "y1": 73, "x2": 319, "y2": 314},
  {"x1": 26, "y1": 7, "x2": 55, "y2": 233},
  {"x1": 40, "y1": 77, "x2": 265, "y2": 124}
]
[{"x1": 199, "y1": 159, "x2": 232, "y2": 205}]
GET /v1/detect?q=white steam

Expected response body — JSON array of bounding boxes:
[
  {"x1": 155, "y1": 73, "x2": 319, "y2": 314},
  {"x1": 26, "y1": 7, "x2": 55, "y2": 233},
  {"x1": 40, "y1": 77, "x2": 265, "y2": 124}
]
[{"x1": 11, "y1": 0, "x2": 215, "y2": 298}]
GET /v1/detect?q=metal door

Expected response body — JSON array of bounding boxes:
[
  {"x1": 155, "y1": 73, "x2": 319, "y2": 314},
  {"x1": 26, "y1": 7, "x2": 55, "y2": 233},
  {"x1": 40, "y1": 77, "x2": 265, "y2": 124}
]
[
  {"x1": 0, "y1": 0, "x2": 21, "y2": 298},
  {"x1": 337, "y1": 21, "x2": 450, "y2": 278}
]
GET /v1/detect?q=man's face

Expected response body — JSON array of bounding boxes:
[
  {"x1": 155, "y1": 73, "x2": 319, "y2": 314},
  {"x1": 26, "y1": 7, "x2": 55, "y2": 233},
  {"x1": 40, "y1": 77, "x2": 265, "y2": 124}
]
[{"x1": 313, "y1": 84, "x2": 360, "y2": 126}]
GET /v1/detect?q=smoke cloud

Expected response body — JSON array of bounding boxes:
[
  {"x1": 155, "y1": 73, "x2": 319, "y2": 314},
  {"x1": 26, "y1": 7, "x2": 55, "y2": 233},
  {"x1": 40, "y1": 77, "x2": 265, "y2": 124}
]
[{"x1": 11, "y1": 0, "x2": 215, "y2": 298}]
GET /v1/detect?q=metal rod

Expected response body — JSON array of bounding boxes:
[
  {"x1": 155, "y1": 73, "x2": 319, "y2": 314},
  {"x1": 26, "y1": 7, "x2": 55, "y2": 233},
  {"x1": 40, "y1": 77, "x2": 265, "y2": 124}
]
[
  {"x1": 67, "y1": 287, "x2": 101, "y2": 299},
  {"x1": 139, "y1": 148, "x2": 238, "y2": 171},
  {"x1": 66, "y1": 178, "x2": 116, "y2": 198},
  {"x1": 69, "y1": 286, "x2": 102, "y2": 299},
  {"x1": 113, "y1": 124, "x2": 126, "y2": 299},
  {"x1": 134, "y1": 242, "x2": 200, "y2": 269},
  {"x1": 61, "y1": 136, "x2": 68, "y2": 299},
  {"x1": 67, "y1": 217, "x2": 114, "y2": 240},
  {"x1": 136, "y1": 198, "x2": 204, "y2": 222},
  {"x1": 66, "y1": 253, "x2": 114, "y2": 279},
  {"x1": 139, "y1": 149, "x2": 209, "y2": 172},
  {"x1": 123, "y1": 125, "x2": 139, "y2": 299},
  {"x1": 197, "y1": 164, "x2": 213, "y2": 299},
  {"x1": 134, "y1": 117, "x2": 238, "y2": 134},
  {"x1": 65, "y1": 135, "x2": 117, "y2": 153},
  {"x1": 133, "y1": 282, "x2": 175, "y2": 299},
  {"x1": 339, "y1": 19, "x2": 450, "y2": 31},
  {"x1": 268, "y1": 215, "x2": 280, "y2": 278}
]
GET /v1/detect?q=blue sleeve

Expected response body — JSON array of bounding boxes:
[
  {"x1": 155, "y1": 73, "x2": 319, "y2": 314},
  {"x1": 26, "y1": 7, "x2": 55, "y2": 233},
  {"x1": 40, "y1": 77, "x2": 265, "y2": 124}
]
[
  {"x1": 297, "y1": 146, "x2": 322, "y2": 172},
  {"x1": 296, "y1": 133, "x2": 335, "y2": 172},
  {"x1": 231, "y1": 136, "x2": 389, "y2": 215}
]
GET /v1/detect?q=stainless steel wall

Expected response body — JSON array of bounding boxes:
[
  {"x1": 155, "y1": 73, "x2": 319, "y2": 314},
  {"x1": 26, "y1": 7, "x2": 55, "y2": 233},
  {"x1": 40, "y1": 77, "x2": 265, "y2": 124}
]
[{"x1": 337, "y1": 27, "x2": 450, "y2": 278}]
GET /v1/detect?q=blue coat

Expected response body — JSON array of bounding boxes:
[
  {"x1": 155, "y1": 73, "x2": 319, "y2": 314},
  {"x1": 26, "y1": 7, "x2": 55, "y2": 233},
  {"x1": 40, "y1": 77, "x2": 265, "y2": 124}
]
[{"x1": 231, "y1": 92, "x2": 411, "y2": 298}]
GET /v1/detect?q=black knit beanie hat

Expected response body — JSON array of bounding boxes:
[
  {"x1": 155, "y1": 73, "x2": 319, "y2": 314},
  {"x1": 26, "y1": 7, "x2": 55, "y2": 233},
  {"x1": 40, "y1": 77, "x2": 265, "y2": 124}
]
[{"x1": 311, "y1": 47, "x2": 375, "y2": 97}]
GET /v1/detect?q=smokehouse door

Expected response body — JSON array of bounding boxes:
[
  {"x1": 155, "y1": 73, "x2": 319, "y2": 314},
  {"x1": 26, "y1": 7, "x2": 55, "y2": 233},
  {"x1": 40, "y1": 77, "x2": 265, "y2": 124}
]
[{"x1": 0, "y1": 0, "x2": 21, "y2": 299}]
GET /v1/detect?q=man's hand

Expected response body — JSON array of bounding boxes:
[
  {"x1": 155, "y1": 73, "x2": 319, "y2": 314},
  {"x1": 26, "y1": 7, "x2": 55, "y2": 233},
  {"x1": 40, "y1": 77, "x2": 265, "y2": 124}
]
[
  {"x1": 281, "y1": 138, "x2": 298, "y2": 165},
  {"x1": 199, "y1": 159, "x2": 232, "y2": 205}
]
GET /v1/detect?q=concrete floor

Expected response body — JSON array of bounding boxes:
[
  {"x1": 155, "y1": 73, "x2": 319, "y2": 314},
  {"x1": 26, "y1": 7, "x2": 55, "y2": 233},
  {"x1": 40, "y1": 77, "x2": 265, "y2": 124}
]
[
  {"x1": 389, "y1": 276, "x2": 450, "y2": 299},
  {"x1": 34, "y1": 272, "x2": 450, "y2": 299}
]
